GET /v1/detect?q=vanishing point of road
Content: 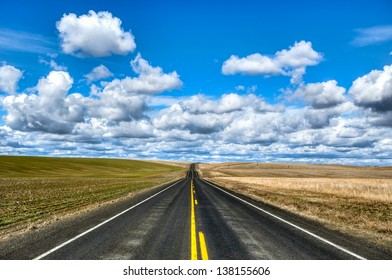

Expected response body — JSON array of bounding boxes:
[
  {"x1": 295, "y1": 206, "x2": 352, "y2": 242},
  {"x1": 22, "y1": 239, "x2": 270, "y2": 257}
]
[{"x1": 2, "y1": 164, "x2": 387, "y2": 260}]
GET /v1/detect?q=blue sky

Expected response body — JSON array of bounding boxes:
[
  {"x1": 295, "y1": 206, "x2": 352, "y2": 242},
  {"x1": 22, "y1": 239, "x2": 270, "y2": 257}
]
[{"x1": 0, "y1": 0, "x2": 392, "y2": 164}]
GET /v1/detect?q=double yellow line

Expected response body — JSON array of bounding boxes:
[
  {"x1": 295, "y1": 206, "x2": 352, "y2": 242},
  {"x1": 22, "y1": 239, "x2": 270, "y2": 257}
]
[{"x1": 190, "y1": 179, "x2": 209, "y2": 260}]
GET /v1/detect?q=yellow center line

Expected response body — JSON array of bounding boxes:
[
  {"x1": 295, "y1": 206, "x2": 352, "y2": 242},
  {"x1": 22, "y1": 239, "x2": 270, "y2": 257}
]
[
  {"x1": 190, "y1": 177, "x2": 209, "y2": 260},
  {"x1": 190, "y1": 179, "x2": 198, "y2": 260},
  {"x1": 198, "y1": 231, "x2": 209, "y2": 260}
]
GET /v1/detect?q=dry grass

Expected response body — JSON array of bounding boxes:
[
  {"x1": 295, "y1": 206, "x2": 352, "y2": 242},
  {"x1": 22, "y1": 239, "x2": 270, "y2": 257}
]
[
  {"x1": 0, "y1": 156, "x2": 186, "y2": 237},
  {"x1": 198, "y1": 162, "x2": 392, "y2": 247},
  {"x1": 199, "y1": 162, "x2": 392, "y2": 179}
]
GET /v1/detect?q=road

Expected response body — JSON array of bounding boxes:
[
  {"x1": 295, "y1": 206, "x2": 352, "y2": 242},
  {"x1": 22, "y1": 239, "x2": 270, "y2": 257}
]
[{"x1": 3, "y1": 164, "x2": 385, "y2": 260}]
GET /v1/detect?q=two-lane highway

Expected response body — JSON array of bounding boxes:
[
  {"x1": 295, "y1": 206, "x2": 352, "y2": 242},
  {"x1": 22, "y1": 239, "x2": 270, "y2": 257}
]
[
  {"x1": 35, "y1": 175, "x2": 192, "y2": 260},
  {"x1": 30, "y1": 164, "x2": 369, "y2": 260}
]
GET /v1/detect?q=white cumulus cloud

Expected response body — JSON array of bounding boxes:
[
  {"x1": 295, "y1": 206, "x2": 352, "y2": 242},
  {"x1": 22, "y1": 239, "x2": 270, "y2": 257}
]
[
  {"x1": 88, "y1": 83, "x2": 147, "y2": 122},
  {"x1": 84, "y1": 65, "x2": 113, "y2": 83},
  {"x1": 88, "y1": 55, "x2": 182, "y2": 121},
  {"x1": 0, "y1": 64, "x2": 23, "y2": 94},
  {"x1": 349, "y1": 64, "x2": 392, "y2": 112},
  {"x1": 2, "y1": 55, "x2": 183, "y2": 136},
  {"x1": 303, "y1": 102, "x2": 354, "y2": 129},
  {"x1": 222, "y1": 41, "x2": 323, "y2": 84},
  {"x1": 275, "y1": 41, "x2": 323, "y2": 68},
  {"x1": 114, "y1": 53, "x2": 183, "y2": 95},
  {"x1": 222, "y1": 53, "x2": 283, "y2": 75},
  {"x1": 153, "y1": 93, "x2": 281, "y2": 138},
  {"x1": 57, "y1": 10, "x2": 136, "y2": 57},
  {"x1": 293, "y1": 80, "x2": 347, "y2": 109},
  {"x1": 2, "y1": 71, "x2": 84, "y2": 134}
]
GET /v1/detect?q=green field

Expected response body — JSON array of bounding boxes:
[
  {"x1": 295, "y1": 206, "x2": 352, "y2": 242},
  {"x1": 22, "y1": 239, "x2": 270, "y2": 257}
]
[{"x1": 0, "y1": 156, "x2": 187, "y2": 236}]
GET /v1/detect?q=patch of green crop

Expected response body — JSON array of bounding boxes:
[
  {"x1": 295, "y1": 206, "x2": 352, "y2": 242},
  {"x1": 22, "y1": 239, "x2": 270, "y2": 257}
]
[
  {"x1": 0, "y1": 156, "x2": 185, "y2": 178},
  {"x1": 0, "y1": 156, "x2": 187, "y2": 235}
]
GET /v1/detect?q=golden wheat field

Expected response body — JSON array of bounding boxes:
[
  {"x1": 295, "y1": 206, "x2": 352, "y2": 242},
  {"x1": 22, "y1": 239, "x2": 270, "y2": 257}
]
[{"x1": 198, "y1": 162, "x2": 392, "y2": 247}]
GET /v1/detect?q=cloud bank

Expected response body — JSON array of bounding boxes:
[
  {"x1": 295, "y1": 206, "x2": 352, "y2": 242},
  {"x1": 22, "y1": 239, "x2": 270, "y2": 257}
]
[
  {"x1": 3, "y1": 52, "x2": 182, "y2": 133},
  {"x1": 2, "y1": 63, "x2": 392, "y2": 164}
]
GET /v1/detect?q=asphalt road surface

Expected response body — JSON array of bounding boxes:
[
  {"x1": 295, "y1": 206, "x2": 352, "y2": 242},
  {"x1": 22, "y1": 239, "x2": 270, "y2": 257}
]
[{"x1": 2, "y1": 164, "x2": 387, "y2": 260}]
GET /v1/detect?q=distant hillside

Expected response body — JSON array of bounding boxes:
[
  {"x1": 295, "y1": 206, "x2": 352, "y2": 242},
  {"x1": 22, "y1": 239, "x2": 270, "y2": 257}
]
[{"x1": 0, "y1": 156, "x2": 186, "y2": 178}]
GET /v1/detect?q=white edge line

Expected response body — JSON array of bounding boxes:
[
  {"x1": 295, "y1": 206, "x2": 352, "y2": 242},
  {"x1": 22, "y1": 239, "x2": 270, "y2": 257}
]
[
  {"x1": 33, "y1": 179, "x2": 182, "y2": 260},
  {"x1": 202, "y1": 179, "x2": 367, "y2": 260}
]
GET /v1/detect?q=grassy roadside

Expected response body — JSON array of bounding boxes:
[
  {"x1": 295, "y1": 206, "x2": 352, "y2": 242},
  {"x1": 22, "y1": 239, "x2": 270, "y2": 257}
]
[
  {"x1": 0, "y1": 156, "x2": 187, "y2": 237},
  {"x1": 197, "y1": 162, "x2": 392, "y2": 248}
]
